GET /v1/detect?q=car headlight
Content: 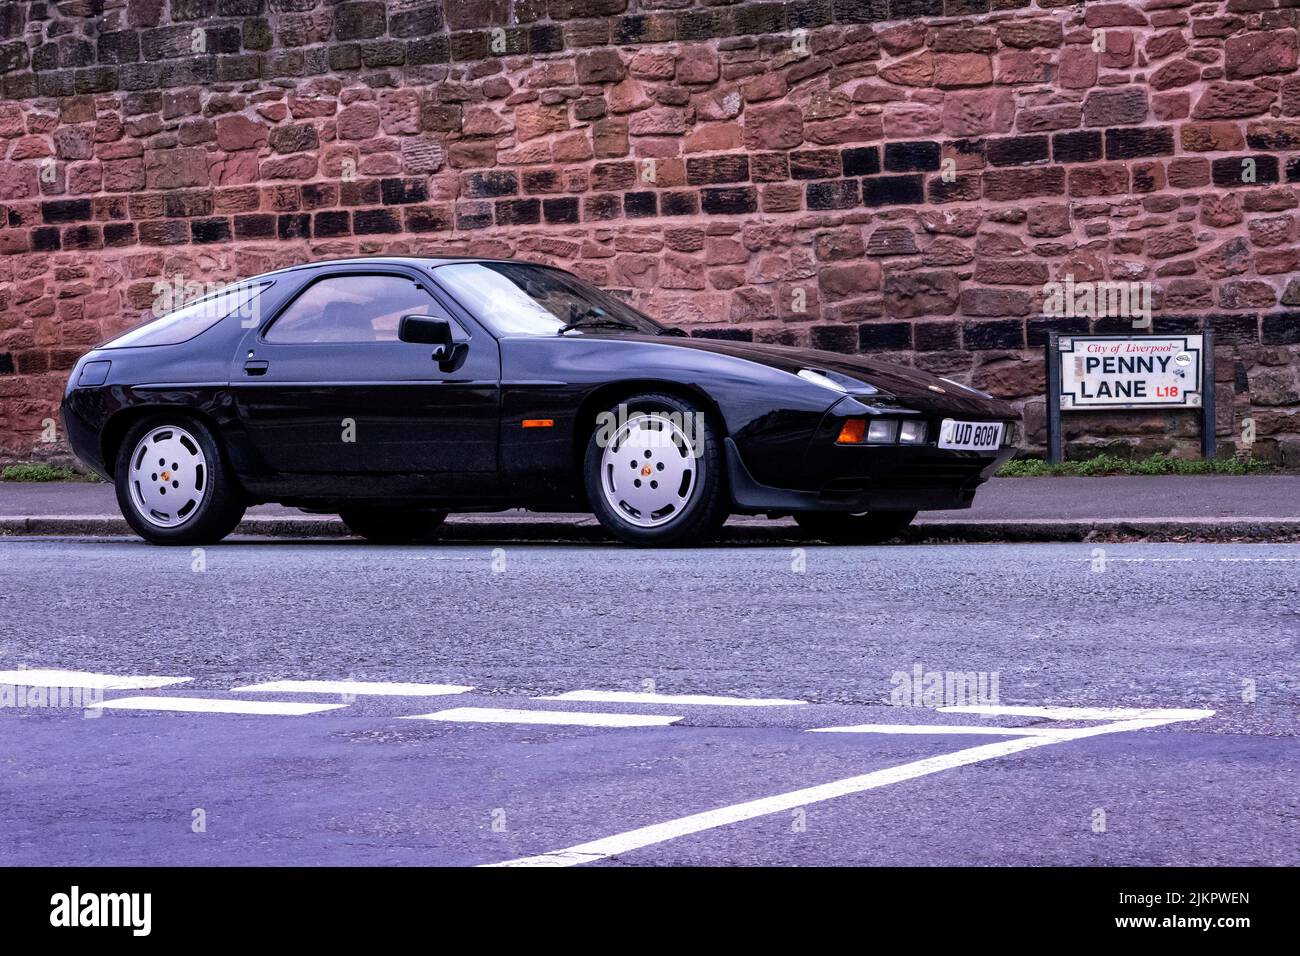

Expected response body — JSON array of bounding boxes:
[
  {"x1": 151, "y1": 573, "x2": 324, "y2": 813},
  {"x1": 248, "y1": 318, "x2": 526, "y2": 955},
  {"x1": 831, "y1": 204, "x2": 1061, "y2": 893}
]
[{"x1": 899, "y1": 420, "x2": 927, "y2": 444}]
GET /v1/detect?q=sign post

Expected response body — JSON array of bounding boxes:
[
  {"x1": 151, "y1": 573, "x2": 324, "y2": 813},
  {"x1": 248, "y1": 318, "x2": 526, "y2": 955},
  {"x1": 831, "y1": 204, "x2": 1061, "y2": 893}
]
[{"x1": 1045, "y1": 332, "x2": 1215, "y2": 464}]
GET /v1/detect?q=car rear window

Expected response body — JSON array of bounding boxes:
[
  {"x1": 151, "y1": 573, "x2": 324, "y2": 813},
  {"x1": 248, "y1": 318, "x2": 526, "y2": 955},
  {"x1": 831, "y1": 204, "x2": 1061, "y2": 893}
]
[{"x1": 99, "y1": 282, "x2": 269, "y2": 349}]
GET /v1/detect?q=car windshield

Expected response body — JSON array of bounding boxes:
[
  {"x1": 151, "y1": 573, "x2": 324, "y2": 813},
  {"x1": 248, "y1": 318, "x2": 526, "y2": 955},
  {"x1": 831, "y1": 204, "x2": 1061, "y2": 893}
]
[
  {"x1": 100, "y1": 282, "x2": 268, "y2": 349},
  {"x1": 433, "y1": 262, "x2": 669, "y2": 337}
]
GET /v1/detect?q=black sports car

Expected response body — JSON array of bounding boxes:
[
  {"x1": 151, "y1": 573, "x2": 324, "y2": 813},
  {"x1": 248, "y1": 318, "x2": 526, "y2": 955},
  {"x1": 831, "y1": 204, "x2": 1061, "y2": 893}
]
[{"x1": 62, "y1": 257, "x2": 1018, "y2": 547}]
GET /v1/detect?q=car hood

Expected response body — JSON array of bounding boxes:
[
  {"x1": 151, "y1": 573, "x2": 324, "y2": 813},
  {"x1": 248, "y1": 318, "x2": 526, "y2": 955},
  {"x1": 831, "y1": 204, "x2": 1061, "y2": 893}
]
[{"x1": 649, "y1": 336, "x2": 1020, "y2": 418}]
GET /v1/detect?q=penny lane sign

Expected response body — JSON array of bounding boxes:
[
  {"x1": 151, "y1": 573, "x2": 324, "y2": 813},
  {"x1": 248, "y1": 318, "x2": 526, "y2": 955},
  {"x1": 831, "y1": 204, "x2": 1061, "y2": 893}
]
[{"x1": 1044, "y1": 332, "x2": 1216, "y2": 463}]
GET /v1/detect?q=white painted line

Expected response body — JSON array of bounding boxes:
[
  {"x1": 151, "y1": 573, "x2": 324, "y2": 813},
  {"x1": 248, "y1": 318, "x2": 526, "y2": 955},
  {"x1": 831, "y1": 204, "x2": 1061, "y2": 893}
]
[
  {"x1": 939, "y1": 705, "x2": 1214, "y2": 722},
  {"x1": 809, "y1": 723, "x2": 1067, "y2": 736},
  {"x1": 87, "y1": 696, "x2": 346, "y2": 716},
  {"x1": 231, "y1": 680, "x2": 474, "y2": 697},
  {"x1": 403, "y1": 707, "x2": 681, "y2": 728},
  {"x1": 484, "y1": 711, "x2": 1214, "y2": 867},
  {"x1": 537, "y1": 690, "x2": 806, "y2": 707},
  {"x1": 0, "y1": 669, "x2": 191, "y2": 691}
]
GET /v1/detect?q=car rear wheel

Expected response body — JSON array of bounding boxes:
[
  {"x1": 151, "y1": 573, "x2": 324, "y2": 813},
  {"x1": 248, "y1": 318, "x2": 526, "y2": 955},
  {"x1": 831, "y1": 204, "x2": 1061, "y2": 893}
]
[
  {"x1": 584, "y1": 392, "x2": 728, "y2": 547},
  {"x1": 114, "y1": 415, "x2": 246, "y2": 545},
  {"x1": 793, "y1": 510, "x2": 917, "y2": 545},
  {"x1": 340, "y1": 507, "x2": 448, "y2": 544}
]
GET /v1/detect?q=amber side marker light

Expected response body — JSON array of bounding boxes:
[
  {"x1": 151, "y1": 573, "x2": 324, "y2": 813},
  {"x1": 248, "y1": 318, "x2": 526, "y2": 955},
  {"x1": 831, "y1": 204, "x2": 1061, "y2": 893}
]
[
  {"x1": 836, "y1": 419, "x2": 866, "y2": 444},
  {"x1": 522, "y1": 419, "x2": 554, "y2": 428}
]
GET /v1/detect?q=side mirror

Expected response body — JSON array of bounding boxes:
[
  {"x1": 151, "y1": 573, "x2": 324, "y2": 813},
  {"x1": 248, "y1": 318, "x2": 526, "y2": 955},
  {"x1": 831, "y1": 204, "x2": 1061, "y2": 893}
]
[{"x1": 398, "y1": 314, "x2": 453, "y2": 349}]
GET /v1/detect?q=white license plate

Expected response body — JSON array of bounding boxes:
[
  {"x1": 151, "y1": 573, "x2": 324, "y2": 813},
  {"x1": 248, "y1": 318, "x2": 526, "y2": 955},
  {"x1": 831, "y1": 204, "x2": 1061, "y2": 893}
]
[{"x1": 938, "y1": 419, "x2": 1003, "y2": 451}]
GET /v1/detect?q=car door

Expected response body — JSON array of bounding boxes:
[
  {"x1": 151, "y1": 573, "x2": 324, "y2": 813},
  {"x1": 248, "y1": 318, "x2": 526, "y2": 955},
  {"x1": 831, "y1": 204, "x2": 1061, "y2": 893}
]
[{"x1": 229, "y1": 267, "x2": 500, "y2": 479}]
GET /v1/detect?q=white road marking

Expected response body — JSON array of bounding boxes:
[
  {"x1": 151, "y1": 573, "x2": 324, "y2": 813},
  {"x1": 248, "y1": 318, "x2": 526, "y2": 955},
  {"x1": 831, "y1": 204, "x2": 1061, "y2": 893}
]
[
  {"x1": 485, "y1": 709, "x2": 1214, "y2": 867},
  {"x1": 537, "y1": 690, "x2": 806, "y2": 707},
  {"x1": 231, "y1": 680, "x2": 474, "y2": 697},
  {"x1": 403, "y1": 707, "x2": 681, "y2": 727},
  {"x1": 87, "y1": 696, "x2": 346, "y2": 716},
  {"x1": 809, "y1": 723, "x2": 1068, "y2": 736},
  {"x1": 0, "y1": 669, "x2": 190, "y2": 690},
  {"x1": 939, "y1": 704, "x2": 1213, "y2": 721}
]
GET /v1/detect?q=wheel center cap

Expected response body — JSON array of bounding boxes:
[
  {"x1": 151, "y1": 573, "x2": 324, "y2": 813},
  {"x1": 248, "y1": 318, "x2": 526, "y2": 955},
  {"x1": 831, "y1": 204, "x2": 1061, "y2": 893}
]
[
  {"x1": 161, "y1": 470, "x2": 172, "y2": 482},
  {"x1": 640, "y1": 464, "x2": 652, "y2": 477}
]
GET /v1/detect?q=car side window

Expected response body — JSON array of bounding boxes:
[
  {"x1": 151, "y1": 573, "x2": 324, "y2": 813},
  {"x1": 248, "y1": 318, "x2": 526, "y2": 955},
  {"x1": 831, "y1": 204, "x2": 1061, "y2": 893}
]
[{"x1": 265, "y1": 274, "x2": 454, "y2": 344}]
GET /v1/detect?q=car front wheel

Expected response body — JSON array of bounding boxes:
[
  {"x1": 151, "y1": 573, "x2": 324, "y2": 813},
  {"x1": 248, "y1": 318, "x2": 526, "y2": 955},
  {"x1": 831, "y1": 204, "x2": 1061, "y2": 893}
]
[
  {"x1": 584, "y1": 392, "x2": 728, "y2": 547},
  {"x1": 114, "y1": 415, "x2": 247, "y2": 545},
  {"x1": 793, "y1": 510, "x2": 917, "y2": 545},
  {"x1": 340, "y1": 507, "x2": 448, "y2": 544}
]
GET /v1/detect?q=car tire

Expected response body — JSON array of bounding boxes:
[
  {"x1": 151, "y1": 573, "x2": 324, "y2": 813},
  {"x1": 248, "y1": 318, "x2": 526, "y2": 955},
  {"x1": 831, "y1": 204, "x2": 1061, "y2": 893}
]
[
  {"x1": 114, "y1": 414, "x2": 247, "y2": 546},
  {"x1": 793, "y1": 510, "x2": 918, "y2": 545},
  {"x1": 584, "y1": 392, "x2": 729, "y2": 547},
  {"x1": 339, "y1": 507, "x2": 448, "y2": 544}
]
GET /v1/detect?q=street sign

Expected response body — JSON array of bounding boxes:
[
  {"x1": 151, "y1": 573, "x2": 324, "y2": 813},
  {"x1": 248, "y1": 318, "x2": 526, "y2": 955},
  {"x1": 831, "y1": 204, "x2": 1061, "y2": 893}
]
[
  {"x1": 1044, "y1": 332, "x2": 1216, "y2": 463},
  {"x1": 1058, "y1": 334, "x2": 1204, "y2": 410}
]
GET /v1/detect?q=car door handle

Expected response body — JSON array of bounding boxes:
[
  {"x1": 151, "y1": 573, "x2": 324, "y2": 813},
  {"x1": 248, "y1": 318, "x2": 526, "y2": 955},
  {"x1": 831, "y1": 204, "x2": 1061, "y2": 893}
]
[{"x1": 243, "y1": 360, "x2": 269, "y2": 376}]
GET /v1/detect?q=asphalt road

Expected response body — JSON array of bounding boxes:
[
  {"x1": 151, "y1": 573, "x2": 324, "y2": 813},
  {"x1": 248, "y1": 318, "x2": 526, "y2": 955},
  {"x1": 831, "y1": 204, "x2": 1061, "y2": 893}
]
[{"x1": 1, "y1": 537, "x2": 1296, "y2": 866}]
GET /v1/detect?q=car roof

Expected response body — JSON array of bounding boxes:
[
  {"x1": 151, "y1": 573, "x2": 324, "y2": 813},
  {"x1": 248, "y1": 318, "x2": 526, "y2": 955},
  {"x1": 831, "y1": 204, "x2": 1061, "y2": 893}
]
[{"x1": 255, "y1": 256, "x2": 553, "y2": 280}]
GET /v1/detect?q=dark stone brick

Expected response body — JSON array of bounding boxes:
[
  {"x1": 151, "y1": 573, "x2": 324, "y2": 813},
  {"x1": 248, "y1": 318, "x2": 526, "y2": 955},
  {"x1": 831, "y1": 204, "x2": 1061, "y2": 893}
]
[
  {"x1": 334, "y1": 2, "x2": 386, "y2": 41},
  {"x1": 661, "y1": 191, "x2": 699, "y2": 216},
  {"x1": 138, "y1": 219, "x2": 189, "y2": 245},
  {"x1": 543, "y1": 196, "x2": 580, "y2": 223},
  {"x1": 861, "y1": 174, "x2": 924, "y2": 206},
  {"x1": 884, "y1": 141, "x2": 941, "y2": 172},
  {"x1": 701, "y1": 186, "x2": 758, "y2": 215},
  {"x1": 97, "y1": 31, "x2": 140, "y2": 64},
  {"x1": 340, "y1": 181, "x2": 382, "y2": 206},
  {"x1": 1247, "y1": 125, "x2": 1300, "y2": 151},
  {"x1": 1052, "y1": 130, "x2": 1103, "y2": 163},
  {"x1": 841, "y1": 146, "x2": 881, "y2": 177},
  {"x1": 963, "y1": 319, "x2": 1025, "y2": 349},
  {"x1": 164, "y1": 192, "x2": 213, "y2": 218},
  {"x1": 1026, "y1": 316, "x2": 1089, "y2": 346},
  {"x1": 809, "y1": 324, "x2": 858, "y2": 353},
  {"x1": 1261, "y1": 311, "x2": 1300, "y2": 345},
  {"x1": 301, "y1": 184, "x2": 338, "y2": 209},
  {"x1": 353, "y1": 208, "x2": 402, "y2": 234},
  {"x1": 381, "y1": 177, "x2": 429, "y2": 205},
  {"x1": 691, "y1": 328, "x2": 754, "y2": 342},
  {"x1": 311, "y1": 211, "x2": 350, "y2": 238},
  {"x1": 234, "y1": 213, "x2": 277, "y2": 239},
  {"x1": 858, "y1": 322, "x2": 913, "y2": 351},
  {"x1": 1105, "y1": 126, "x2": 1175, "y2": 159},
  {"x1": 190, "y1": 217, "x2": 231, "y2": 243},
  {"x1": 678, "y1": 10, "x2": 732, "y2": 41},
  {"x1": 41, "y1": 199, "x2": 92, "y2": 224},
  {"x1": 1206, "y1": 312, "x2": 1259, "y2": 345},
  {"x1": 390, "y1": 5, "x2": 445, "y2": 38},
  {"x1": 1211, "y1": 156, "x2": 1280, "y2": 187},
  {"x1": 495, "y1": 198, "x2": 541, "y2": 225},
  {"x1": 806, "y1": 179, "x2": 860, "y2": 209},
  {"x1": 523, "y1": 169, "x2": 562, "y2": 194},
  {"x1": 790, "y1": 150, "x2": 842, "y2": 180},
  {"x1": 406, "y1": 37, "x2": 450, "y2": 65},
  {"x1": 529, "y1": 25, "x2": 565, "y2": 54},
  {"x1": 894, "y1": 0, "x2": 944, "y2": 16},
  {"x1": 62, "y1": 224, "x2": 102, "y2": 250},
  {"x1": 463, "y1": 170, "x2": 518, "y2": 198},
  {"x1": 833, "y1": 0, "x2": 889, "y2": 23},
  {"x1": 405, "y1": 205, "x2": 452, "y2": 232},
  {"x1": 687, "y1": 154, "x2": 750, "y2": 185},
  {"x1": 624, "y1": 191, "x2": 657, "y2": 217},
  {"x1": 31, "y1": 226, "x2": 60, "y2": 252},
  {"x1": 277, "y1": 212, "x2": 310, "y2": 240},
  {"x1": 788, "y1": 0, "x2": 834, "y2": 29},
  {"x1": 1286, "y1": 156, "x2": 1300, "y2": 183},
  {"x1": 103, "y1": 222, "x2": 137, "y2": 247},
  {"x1": 927, "y1": 173, "x2": 981, "y2": 203},
  {"x1": 914, "y1": 321, "x2": 962, "y2": 351},
  {"x1": 584, "y1": 193, "x2": 623, "y2": 220},
  {"x1": 986, "y1": 135, "x2": 1049, "y2": 166},
  {"x1": 733, "y1": 3, "x2": 785, "y2": 37}
]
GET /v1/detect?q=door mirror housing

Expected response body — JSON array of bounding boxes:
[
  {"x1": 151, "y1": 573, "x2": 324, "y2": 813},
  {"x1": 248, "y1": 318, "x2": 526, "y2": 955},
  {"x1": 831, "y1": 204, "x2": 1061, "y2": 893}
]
[{"x1": 399, "y1": 314, "x2": 453, "y2": 348}]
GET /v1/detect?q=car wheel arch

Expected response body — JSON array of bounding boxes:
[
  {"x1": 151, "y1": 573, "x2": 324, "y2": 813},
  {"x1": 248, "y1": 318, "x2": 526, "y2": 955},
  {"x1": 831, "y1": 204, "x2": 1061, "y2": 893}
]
[
  {"x1": 570, "y1": 380, "x2": 727, "y2": 473},
  {"x1": 102, "y1": 405, "x2": 229, "y2": 481}
]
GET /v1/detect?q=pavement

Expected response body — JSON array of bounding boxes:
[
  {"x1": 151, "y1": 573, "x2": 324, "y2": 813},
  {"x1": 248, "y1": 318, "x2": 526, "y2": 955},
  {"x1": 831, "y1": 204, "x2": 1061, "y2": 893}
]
[
  {"x1": 1, "y1": 538, "x2": 1296, "y2": 866},
  {"x1": 3, "y1": 475, "x2": 1300, "y2": 542}
]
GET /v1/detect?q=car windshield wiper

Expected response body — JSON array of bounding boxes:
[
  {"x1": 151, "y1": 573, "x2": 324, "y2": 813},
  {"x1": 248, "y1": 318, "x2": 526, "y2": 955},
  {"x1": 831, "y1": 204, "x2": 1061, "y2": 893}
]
[{"x1": 556, "y1": 307, "x2": 641, "y2": 335}]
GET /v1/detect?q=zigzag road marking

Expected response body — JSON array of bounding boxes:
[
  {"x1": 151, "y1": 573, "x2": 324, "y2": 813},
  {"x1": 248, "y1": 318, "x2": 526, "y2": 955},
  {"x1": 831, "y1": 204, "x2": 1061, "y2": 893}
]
[{"x1": 485, "y1": 708, "x2": 1215, "y2": 867}]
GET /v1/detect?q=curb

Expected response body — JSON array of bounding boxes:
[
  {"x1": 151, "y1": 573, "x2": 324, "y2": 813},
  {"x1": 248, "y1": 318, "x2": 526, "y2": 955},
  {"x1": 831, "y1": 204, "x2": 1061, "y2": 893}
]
[{"x1": 3, "y1": 515, "x2": 1300, "y2": 543}]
